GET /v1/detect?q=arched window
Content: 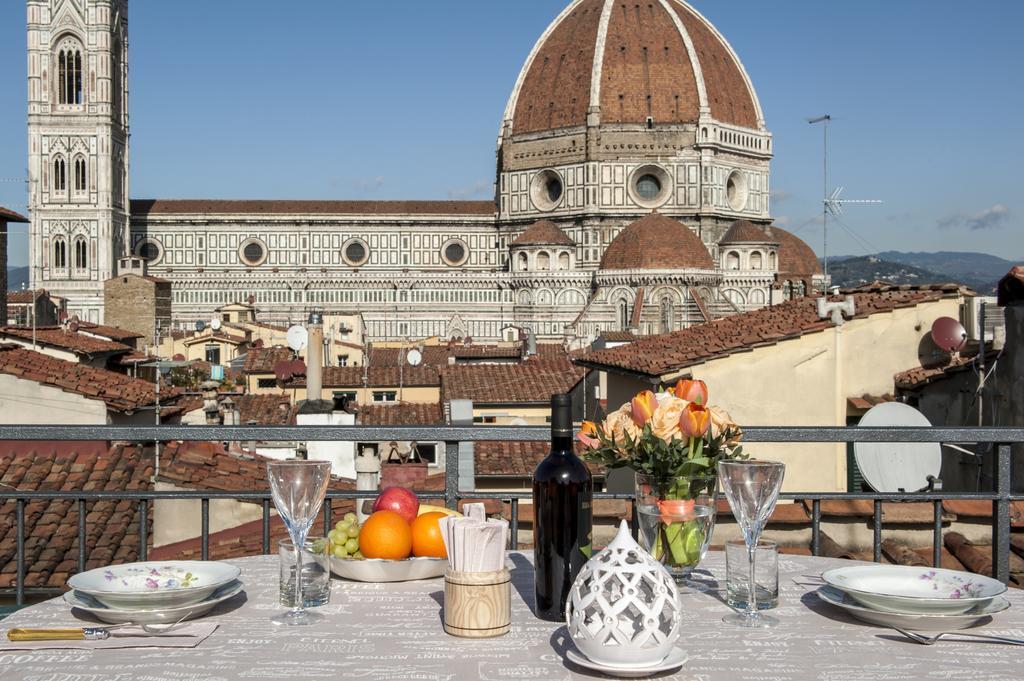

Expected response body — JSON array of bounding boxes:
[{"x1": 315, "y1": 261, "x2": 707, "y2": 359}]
[
  {"x1": 618, "y1": 299, "x2": 630, "y2": 331},
  {"x1": 558, "y1": 251, "x2": 570, "y2": 270},
  {"x1": 659, "y1": 297, "x2": 675, "y2": 334},
  {"x1": 73, "y1": 156, "x2": 87, "y2": 192},
  {"x1": 517, "y1": 252, "x2": 528, "y2": 271},
  {"x1": 53, "y1": 156, "x2": 67, "y2": 192},
  {"x1": 536, "y1": 251, "x2": 550, "y2": 270},
  {"x1": 749, "y1": 289, "x2": 766, "y2": 306},
  {"x1": 53, "y1": 236, "x2": 67, "y2": 269},
  {"x1": 750, "y1": 251, "x2": 763, "y2": 270},
  {"x1": 769, "y1": 251, "x2": 777, "y2": 269},
  {"x1": 56, "y1": 37, "x2": 84, "y2": 105},
  {"x1": 74, "y1": 236, "x2": 88, "y2": 270},
  {"x1": 726, "y1": 251, "x2": 740, "y2": 270}
]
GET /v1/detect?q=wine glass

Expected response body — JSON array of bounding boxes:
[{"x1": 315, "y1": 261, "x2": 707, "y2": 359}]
[
  {"x1": 717, "y1": 460, "x2": 785, "y2": 628},
  {"x1": 267, "y1": 460, "x2": 332, "y2": 626}
]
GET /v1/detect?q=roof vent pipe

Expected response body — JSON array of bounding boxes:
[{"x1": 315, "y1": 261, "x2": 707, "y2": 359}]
[{"x1": 307, "y1": 312, "x2": 324, "y2": 401}]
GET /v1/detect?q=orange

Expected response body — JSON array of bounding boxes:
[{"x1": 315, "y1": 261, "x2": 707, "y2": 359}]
[
  {"x1": 411, "y1": 511, "x2": 448, "y2": 558},
  {"x1": 359, "y1": 510, "x2": 413, "y2": 560}
]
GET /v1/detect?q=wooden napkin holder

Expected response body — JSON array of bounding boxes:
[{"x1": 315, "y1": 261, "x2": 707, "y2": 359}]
[{"x1": 443, "y1": 568, "x2": 511, "y2": 638}]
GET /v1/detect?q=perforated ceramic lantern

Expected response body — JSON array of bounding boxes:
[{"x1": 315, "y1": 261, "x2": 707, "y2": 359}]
[{"x1": 566, "y1": 520, "x2": 682, "y2": 667}]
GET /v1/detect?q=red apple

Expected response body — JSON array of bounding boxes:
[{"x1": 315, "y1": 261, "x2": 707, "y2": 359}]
[{"x1": 372, "y1": 487, "x2": 419, "y2": 524}]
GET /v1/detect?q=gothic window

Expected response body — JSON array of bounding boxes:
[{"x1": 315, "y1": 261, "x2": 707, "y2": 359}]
[
  {"x1": 769, "y1": 251, "x2": 777, "y2": 269},
  {"x1": 558, "y1": 251, "x2": 570, "y2": 270},
  {"x1": 659, "y1": 297, "x2": 675, "y2": 334},
  {"x1": 618, "y1": 299, "x2": 630, "y2": 331},
  {"x1": 726, "y1": 251, "x2": 740, "y2": 270},
  {"x1": 74, "y1": 236, "x2": 88, "y2": 270},
  {"x1": 517, "y1": 252, "x2": 528, "y2": 271},
  {"x1": 53, "y1": 236, "x2": 67, "y2": 269},
  {"x1": 750, "y1": 251, "x2": 763, "y2": 270},
  {"x1": 537, "y1": 251, "x2": 550, "y2": 270},
  {"x1": 73, "y1": 156, "x2": 87, "y2": 192},
  {"x1": 53, "y1": 157, "x2": 67, "y2": 192},
  {"x1": 749, "y1": 289, "x2": 766, "y2": 306},
  {"x1": 56, "y1": 37, "x2": 84, "y2": 105}
]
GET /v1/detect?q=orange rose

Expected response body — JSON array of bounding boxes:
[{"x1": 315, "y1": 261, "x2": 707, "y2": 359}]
[
  {"x1": 679, "y1": 402, "x2": 711, "y2": 439},
  {"x1": 673, "y1": 378, "x2": 708, "y2": 405},
  {"x1": 630, "y1": 390, "x2": 657, "y2": 428},
  {"x1": 576, "y1": 421, "x2": 600, "y2": 449},
  {"x1": 650, "y1": 395, "x2": 687, "y2": 442},
  {"x1": 656, "y1": 498, "x2": 696, "y2": 523}
]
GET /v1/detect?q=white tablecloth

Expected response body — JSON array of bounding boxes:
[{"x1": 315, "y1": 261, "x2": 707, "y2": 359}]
[{"x1": 2, "y1": 552, "x2": 1022, "y2": 680}]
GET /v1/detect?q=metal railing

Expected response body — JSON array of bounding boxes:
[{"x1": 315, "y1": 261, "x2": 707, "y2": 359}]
[{"x1": 1, "y1": 424, "x2": 1021, "y2": 607}]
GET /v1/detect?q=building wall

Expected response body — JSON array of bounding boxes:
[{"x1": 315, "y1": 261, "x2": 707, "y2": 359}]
[
  {"x1": 0, "y1": 374, "x2": 108, "y2": 424},
  {"x1": 152, "y1": 482, "x2": 263, "y2": 548},
  {"x1": 104, "y1": 273, "x2": 171, "y2": 342},
  {"x1": 288, "y1": 385, "x2": 440, "y2": 405}
]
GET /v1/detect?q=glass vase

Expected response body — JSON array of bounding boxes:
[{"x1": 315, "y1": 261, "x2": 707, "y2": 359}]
[{"x1": 634, "y1": 473, "x2": 717, "y2": 584}]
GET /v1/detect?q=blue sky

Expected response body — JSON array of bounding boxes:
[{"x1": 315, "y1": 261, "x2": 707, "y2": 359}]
[{"x1": 1, "y1": 1, "x2": 1021, "y2": 267}]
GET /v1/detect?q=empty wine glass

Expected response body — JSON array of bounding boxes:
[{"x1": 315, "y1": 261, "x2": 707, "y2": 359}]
[
  {"x1": 267, "y1": 460, "x2": 332, "y2": 626},
  {"x1": 717, "y1": 460, "x2": 785, "y2": 628}
]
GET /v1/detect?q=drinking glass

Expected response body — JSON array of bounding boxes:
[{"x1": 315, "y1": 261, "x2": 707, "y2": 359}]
[
  {"x1": 267, "y1": 460, "x2": 332, "y2": 626},
  {"x1": 717, "y1": 460, "x2": 785, "y2": 628}
]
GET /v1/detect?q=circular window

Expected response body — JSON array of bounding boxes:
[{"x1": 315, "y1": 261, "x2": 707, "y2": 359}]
[
  {"x1": 342, "y1": 238, "x2": 369, "y2": 266},
  {"x1": 530, "y1": 169, "x2": 564, "y2": 212},
  {"x1": 134, "y1": 238, "x2": 163, "y2": 264},
  {"x1": 442, "y1": 239, "x2": 469, "y2": 266},
  {"x1": 238, "y1": 238, "x2": 267, "y2": 266},
  {"x1": 726, "y1": 170, "x2": 749, "y2": 212},
  {"x1": 628, "y1": 165, "x2": 671, "y2": 208}
]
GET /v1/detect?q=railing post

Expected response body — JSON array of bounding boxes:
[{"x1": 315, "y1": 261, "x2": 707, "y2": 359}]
[
  {"x1": 16, "y1": 499, "x2": 25, "y2": 607},
  {"x1": 992, "y1": 444, "x2": 1011, "y2": 584},
  {"x1": 444, "y1": 441, "x2": 459, "y2": 510}
]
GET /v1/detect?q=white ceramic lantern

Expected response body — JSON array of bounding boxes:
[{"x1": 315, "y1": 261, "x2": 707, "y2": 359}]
[{"x1": 566, "y1": 520, "x2": 682, "y2": 667}]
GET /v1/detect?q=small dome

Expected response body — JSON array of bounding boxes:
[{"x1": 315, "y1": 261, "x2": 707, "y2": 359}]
[
  {"x1": 511, "y1": 220, "x2": 576, "y2": 247},
  {"x1": 772, "y1": 226, "x2": 821, "y2": 275},
  {"x1": 600, "y1": 213, "x2": 714, "y2": 271},
  {"x1": 721, "y1": 220, "x2": 777, "y2": 244}
]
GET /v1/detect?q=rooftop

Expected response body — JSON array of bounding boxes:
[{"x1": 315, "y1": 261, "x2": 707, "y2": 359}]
[
  {"x1": 510, "y1": 220, "x2": 576, "y2": 247},
  {"x1": 242, "y1": 345, "x2": 294, "y2": 374},
  {"x1": 442, "y1": 356, "x2": 587, "y2": 405},
  {"x1": 0, "y1": 206, "x2": 29, "y2": 223},
  {"x1": 287, "y1": 365, "x2": 441, "y2": 389},
  {"x1": 356, "y1": 401, "x2": 444, "y2": 425},
  {"x1": 599, "y1": 213, "x2": 714, "y2": 271},
  {"x1": 76, "y1": 321, "x2": 145, "y2": 343},
  {"x1": 132, "y1": 199, "x2": 495, "y2": 217},
  {"x1": 0, "y1": 326, "x2": 134, "y2": 357}
]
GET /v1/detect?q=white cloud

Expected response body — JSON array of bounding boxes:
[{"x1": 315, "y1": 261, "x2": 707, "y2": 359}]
[
  {"x1": 938, "y1": 203, "x2": 1010, "y2": 231},
  {"x1": 447, "y1": 180, "x2": 491, "y2": 200}
]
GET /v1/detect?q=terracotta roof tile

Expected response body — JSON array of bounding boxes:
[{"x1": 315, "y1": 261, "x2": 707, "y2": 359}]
[
  {"x1": 772, "y1": 226, "x2": 822, "y2": 276},
  {"x1": 287, "y1": 365, "x2": 440, "y2": 389},
  {"x1": 0, "y1": 206, "x2": 29, "y2": 223},
  {"x1": 600, "y1": 213, "x2": 714, "y2": 271},
  {"x1": 442, "y1": 357, "x2": 586, "y2": 405},
  {"x1": 997, "y1": 265, "x2": 1024, "y2": 306},
  {"x1": 5, "y1": 290, "x2": 49, "y2": 305},
  {"x1": 76, "y1": 322, "x2": 144, "y2": 342},
  {"x1": 0, "y1": 345, "x2": 178, "y2": 412},
  {"x1": 511, "y1": 220, "x2": 575, "y2": 247},
  {"x1": 894, "y1": 353, "x2": 982, "y2": 391},
  {"x1": 235, "y1": 394, "x2": 293, "y2": 425},
  {"x1": 576, "y1": 289, "x2": 957, "y2": 378},
  {"x1": 356, "y1": 401, "x2": 444, "y2": 426},
  {"x1": 132, "y1": 199, "x2": 494, "y2": 217},
  {"x1": 721, "y1": 220, "x2": 777, "y2": 244},
  {"x1": 243, "y1": 345, "x2": 294, "y2": 374},
  {"x1": 474, "y1": 441, "x2": 602, "y2": 477},
  {"x1": 0, "y1": 326, "x2": 133, "y2": 357},
  {"x1": 368, "y1": 343, "x2": 529, "y2": 367}
]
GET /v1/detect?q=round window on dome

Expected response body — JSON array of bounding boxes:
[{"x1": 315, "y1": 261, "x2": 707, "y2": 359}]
[
  {"x1": 342, "y1": 238, "x2": 369, "y2": 266},
  {"x1": 726, "y1": 170, "x2": 749, "y2": 212},
  {"x1": 135, "y1": 238, "x2": 163, "y2": 264},
  {"x1": 530, "y1": 169, "x2": 564, "y2": 212},
  {"x1": 628, "y1": 165, "x2": 671, "y2": 208},
  {"x1": 238, "y1": 238, "x2": 267, "y2": 267},
  {"x1": 442, "y1": 239, "x2": 469, "y2": 266}
]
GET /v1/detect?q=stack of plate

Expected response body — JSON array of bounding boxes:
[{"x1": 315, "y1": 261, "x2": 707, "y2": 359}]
[
  {"x1": 817, "y1": 565, "x2": 1010, "y2": 631},
  {"x1": 64, "y1": 560, "x2": 243, "y2": 624}
]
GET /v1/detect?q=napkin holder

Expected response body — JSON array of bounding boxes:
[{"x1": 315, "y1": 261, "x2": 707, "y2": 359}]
[{"x1": 442, "y1": 568, "x2": 511, "y2": 638}]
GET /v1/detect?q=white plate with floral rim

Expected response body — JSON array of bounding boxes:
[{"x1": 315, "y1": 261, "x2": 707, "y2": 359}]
[
  {"x1": 67, "y1": 561, "x2": 242, "y2": 609},
  {"x1": 329, "y1": 556, "x2": 446, "y2": 582},
  {"x1": 821, "y1": 565, "x2": 1006, "y2": 615},
  {"x1": 816, "y1": 585, "x2": 1009, "y2": 630},
  {"x1": 63, "y1": 580, "x2": 245, "y2": 624}
]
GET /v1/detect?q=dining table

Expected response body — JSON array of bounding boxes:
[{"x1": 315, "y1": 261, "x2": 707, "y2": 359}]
[{"x1": 2, "y1": 551, "x2": 1022, "y2": 680}]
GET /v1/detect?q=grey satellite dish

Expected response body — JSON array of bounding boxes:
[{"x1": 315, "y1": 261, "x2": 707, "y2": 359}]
[
  {"x1": 855, "y1": 402, "x2": 941, "y2": 493},
  {"x1": 406, "y1": 349, "x2": 422, "y2": 367},
  {"x1": 195, "y1": 321, "x2": 206, "y2": 332},
  {"x1": 286, "y1": 324, "x2": 308, "y2": 352}
]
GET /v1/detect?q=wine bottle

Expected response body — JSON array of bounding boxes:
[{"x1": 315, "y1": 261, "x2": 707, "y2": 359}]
[{"x1": 533, "y1": 393, "x2": 593, "y2": 621}]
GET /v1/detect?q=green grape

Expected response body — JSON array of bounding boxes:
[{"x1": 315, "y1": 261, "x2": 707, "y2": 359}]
[
  {"x1": 328, "y1": 529, "x2": 342, "y2": 545},
  {"x1": 344, "y1": 538, "x2": 359, "y2": 554},
  {"x1": 352, "y1": 551, "x2": 364, "y2": 560},
  {"x1": 332, "y1": 545, "x2": 348, "y2": 558},
  {"x1": 311, "y1": 538, "x2": 328, "y2": 555},
  {"x1": 345, "y1": 524, "x2": 360, "y2": 539},
  {"x1": 343, "y1": 512, "x2": 357, "y2": 524},
  {"x1": 335, "y1": 520, "x2": 352, "y2": 533}
]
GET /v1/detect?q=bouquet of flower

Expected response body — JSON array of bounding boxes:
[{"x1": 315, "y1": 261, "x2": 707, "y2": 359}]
[{"x1": 577, "y1": 380, "x2": 744, "y2": 571}]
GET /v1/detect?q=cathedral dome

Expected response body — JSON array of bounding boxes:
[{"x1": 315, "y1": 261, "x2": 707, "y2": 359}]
[
  {"x1": 721, "y1": 219, "x2": 776, "y2": 244},
  {"x1": 503, "y1": 0, "x2": 763, "y2": 136},
  {"x1": 511, "y1": 220, "x2": 576, "y2": 247},
  {"x1": 772, "y1": 226, "x2": 821, "y2": 275},
  {"x1": 600, "y1": 213, "x2": 713, "y2": 271}
]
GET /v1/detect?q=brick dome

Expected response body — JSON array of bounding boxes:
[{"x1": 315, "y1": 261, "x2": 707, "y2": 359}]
[
  {"x1": 600, "y1": 213, "x2": 713, "y2": 271},
  {"x1": 772, "y1": 226, "x2": 821, "y2": 276},
  {"x1": 504, "y1": 0, "x2": 763, "y2": 135},
  {"x1": 511, "y1": 220, "x2": 576, "y2": 247},
  {"x1": 721, "y1": 219, "x2": 777, "y2": 244}
]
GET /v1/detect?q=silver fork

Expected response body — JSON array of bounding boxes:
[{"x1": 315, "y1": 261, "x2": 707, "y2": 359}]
[{"x1": 889, "y1": 626, "x2": 1024, "y2": 647}]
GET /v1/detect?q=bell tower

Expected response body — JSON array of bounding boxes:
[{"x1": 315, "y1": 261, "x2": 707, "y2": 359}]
[{"x1": 27, "y1": 0, "x2": 130, "y2": 323}]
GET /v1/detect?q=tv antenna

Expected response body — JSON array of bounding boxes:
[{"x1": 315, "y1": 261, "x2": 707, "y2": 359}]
[{"x1": 808, "y1": 115, "x2": 882, "y2": 279}]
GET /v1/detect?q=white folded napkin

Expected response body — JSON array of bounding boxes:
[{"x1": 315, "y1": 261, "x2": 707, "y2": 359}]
[{"x1": 1, "y1": 622, "x2": 218, "y2": 651}]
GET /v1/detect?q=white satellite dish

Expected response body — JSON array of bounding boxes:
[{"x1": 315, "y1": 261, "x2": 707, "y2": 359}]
[
  {"x1": 210, "y1": 318, "x2": 222, "y2": 331},
  {"x1": 286, "y1": 324, "x2": 308, "y2": 352},
  {"x1": 406, "y1": 349, "x2": 422, "y2": 367},
  {"x1": 854, "y1": 402, "x2": 941, "y2": 493}
]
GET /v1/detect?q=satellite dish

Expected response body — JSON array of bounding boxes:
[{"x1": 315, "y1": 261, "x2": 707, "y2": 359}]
[
  {"x1": 931, "y1": 317, "x2": 967, "y2": 353},
  {"x1": 286, "y1": 325, "x2": 308, "y2": 352},
  {"x1": 406, "y1": 349, "x2": 422, "y2": 367},
  {"x1": 172, "y1": 353, "x2": 186, "y2": 361},
  {"x1": 195, "y1": 321, "x2": 206, "y2": 332},
  {"x1": 210, "y1": 318, "x2": 222, "y2": 331},
  {"x1": 855, "y1": 402, "x2": 941, "y2": 493}
]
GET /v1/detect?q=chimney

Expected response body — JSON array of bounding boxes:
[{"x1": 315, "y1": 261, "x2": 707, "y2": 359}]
[
  {"x1": 449, "y1": 399, "x2": 475, "y2": 493},
  {"x1": 307, "y1": 311, "x2": 324, "y2": 401}
]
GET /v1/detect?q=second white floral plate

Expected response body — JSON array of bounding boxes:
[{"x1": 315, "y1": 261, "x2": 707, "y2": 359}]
[
  {"x1": 821, "y1": 565, "x2": 1006, "y2": 615},
  {"x1": 817, "y1": 585, "x2": 1010, "y2": 630},
  {"x1": 64, "y1": 580, "x2": 244, "y2": 624},
  {"x1": 67, "y1": 560, "x2": 242, "y2": 610}
]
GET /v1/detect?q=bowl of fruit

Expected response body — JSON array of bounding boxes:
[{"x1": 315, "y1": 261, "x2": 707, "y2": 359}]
[{"x1": 324, "y1": 487, "x2": 460, "y2": 582}]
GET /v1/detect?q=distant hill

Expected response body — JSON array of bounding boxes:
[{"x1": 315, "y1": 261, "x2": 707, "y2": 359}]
[
  {"x1": 824, "y1": 251, "x2": 1018, "y2": 294},
  {"x1": 6, "y1": 266, "x2": 29, "y2": 291}
]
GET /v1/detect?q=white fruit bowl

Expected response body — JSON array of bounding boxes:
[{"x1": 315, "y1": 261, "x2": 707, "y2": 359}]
[
  {"x1": 330, "y1": 556, "x2": 446, "y2": 582},
  {"x1": 67, "y1": 560, "x2": 242, "y2": 610}
]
